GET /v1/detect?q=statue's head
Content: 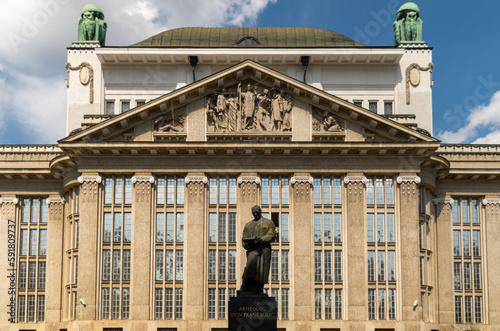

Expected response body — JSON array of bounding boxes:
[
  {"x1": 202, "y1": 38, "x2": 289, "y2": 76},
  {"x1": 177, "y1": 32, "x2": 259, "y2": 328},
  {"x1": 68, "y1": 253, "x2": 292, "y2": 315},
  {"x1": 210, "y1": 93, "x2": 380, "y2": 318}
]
[
  {"x1": 251, "y1": 205, "x2": 262, "y2": 219},
  {"x1": 396, "y1": 2, "x2": 420, "y2": 21},
  {"x1": 81, "y1": 4, "x2": 105, "y2": 20}
]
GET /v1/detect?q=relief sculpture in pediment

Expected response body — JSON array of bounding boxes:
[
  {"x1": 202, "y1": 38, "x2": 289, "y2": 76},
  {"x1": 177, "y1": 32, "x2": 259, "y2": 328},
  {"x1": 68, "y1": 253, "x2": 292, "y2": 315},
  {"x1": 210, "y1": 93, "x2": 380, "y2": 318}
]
[
  {"x1": 154, "y1": 112, "x2": 185, "y2": 132},
  {"x1": 312, "y1": 107, "x2": 343, "y2": 132},
  {"x1": 207, "y1": 82, "x2": 292, "y2": 133}
]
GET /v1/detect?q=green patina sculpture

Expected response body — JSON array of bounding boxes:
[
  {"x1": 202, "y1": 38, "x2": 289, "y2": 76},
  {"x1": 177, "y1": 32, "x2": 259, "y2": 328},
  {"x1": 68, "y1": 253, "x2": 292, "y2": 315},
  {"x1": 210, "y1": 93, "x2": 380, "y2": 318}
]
[
  {"x1": 393, "y1": 2, "x2": 424, "y2": 45},
  {"x1": 77, "y1": 4, "x2": 107, "y2": 46}
]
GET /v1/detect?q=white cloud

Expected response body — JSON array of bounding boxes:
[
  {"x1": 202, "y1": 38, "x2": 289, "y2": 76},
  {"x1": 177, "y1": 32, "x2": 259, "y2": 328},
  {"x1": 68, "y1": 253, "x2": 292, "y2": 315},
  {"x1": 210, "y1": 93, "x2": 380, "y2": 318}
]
[
  {"x1": 0, "y1": 0, "x2": 276, "y2": 144},
  {"x1": 437, "y1": 90, "x2": 500, "y2": 144}
]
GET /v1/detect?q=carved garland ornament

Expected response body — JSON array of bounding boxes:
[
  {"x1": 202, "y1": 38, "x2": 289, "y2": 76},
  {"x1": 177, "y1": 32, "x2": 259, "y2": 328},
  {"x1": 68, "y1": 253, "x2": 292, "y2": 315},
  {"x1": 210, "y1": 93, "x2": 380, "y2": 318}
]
[
  {"x1": 66, "y1": 62, "x2": 94, "y2": 103},
  {"x1": 406, "y1": 62, "x2": 434, "y2": 104}
]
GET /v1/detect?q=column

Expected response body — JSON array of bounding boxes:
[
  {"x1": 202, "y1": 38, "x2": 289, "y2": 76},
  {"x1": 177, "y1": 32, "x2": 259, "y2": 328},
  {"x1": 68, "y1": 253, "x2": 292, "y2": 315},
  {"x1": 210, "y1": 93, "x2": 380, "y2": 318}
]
[
  {"x1": 397, "y1": 175, "x2": 421, "y2": 324},
  {"x1": 434, "y1": 197, "x2": 454, "y2": 324},
  {"x1": 236, "y1": 174, "x2": 260, "y2": 290},
  {"x1": 130, "y1": 175, "x2": 154, "y2": 320},
  {"x1": 291, "y1": 175, "x2": 313, "y2": 322},
  {"x1": 184, "y1": 175, "x2": 208, "y2": 328},
  {"x1": 344, "y1": 175, "x2": 367, "y2": 322},
  {"x1": 0, "y1": 198, "x2": 19, "y2": 323},
  {"x1": 76, "y1": 175, "x2": 101, "y2": 320},
  {"x1": 45, "y1": 197, "x2": 66, "y2": 323},
  {"x1": 483, "y1": 198, "x2": 500, "y2": 323}
]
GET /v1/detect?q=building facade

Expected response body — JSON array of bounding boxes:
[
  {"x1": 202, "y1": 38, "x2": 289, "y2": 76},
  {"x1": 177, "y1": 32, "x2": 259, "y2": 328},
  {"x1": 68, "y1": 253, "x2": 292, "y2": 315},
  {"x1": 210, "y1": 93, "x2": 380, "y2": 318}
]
[{"x1": 1, "y1": 4, "x2": 500, "y2": 331}]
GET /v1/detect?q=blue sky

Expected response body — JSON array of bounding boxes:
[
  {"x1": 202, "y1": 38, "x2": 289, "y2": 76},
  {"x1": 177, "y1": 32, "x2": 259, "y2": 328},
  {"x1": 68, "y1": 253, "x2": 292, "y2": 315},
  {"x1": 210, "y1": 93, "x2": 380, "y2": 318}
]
[{"x1": 1, "y1": 0, "x2": 500, "y2": 144}]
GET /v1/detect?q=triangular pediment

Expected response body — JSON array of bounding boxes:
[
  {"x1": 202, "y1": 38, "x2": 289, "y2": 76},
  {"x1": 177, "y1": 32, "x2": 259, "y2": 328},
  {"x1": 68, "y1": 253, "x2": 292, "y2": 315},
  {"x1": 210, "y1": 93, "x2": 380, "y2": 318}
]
[{"x1": 60, "y1": 60, "x2": 437, "y2": 148}]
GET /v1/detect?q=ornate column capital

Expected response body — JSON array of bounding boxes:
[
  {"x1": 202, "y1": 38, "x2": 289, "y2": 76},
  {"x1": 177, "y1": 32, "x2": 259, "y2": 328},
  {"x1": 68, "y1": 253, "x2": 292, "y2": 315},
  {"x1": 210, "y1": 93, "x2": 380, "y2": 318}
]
[
  {"x1": 237, "y1": 176, "x2": 261, "y2": 185},
  {"x1": 291, "y1": 176, "x2": 313, "y2": 186},
  {"x1": 185, "y1": 176, "x2": 208, "y2": 185},
  {"x1": 77, "y1": 175, "x2": 102, "y2": 184},
  {"x1": 132, "y1": 176, "x2": 155, "y2": 184},
  {"x1": 343, "y1": 176, "x2": 367, "y2": 185},
  {"x1": 483, "y1": 198, "x2": 500, "y2": 206},
  {"x1": 433, "y1": 198, "x2": 454, "y2": 206},
  {"x1": 397, "y1": 176, "x2": 421, "y2": 184},
  {"x1": 0, "y1": 198, "x2": 19, "y2": 205},
  {"x1": 47, "y1": 198, "x2": 66, "y2": 205}
]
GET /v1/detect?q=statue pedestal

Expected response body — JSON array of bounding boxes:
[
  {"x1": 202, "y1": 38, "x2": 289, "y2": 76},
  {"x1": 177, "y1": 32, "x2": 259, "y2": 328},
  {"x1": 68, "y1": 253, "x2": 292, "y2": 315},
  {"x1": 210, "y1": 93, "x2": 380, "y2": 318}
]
[{"x1": 228, "y1": 295, "x2": 277, "y2": 331}]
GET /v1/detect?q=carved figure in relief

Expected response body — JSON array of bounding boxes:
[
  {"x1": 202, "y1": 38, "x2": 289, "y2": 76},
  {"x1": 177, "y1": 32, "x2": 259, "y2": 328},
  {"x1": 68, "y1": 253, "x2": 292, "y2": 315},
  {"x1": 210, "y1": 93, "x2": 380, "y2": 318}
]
[
  {"x1": 239, "y1": 205, "x2": 276, "y2": 295},
  {"x1": 312, "y1": 108, "x2": 343, "y2": 132},
  {"x1": 154, "y1": 113, "x2": 185, "y2": 132},
  {"x1": 207, "y1": 83, "x2": 292, "y2": 133},
  {"x1": 77, "y1": 4, "x2": 107, "y2": 45},
  {"x1": 241, "y1": 84, "x2": 257, "y2": 129}
]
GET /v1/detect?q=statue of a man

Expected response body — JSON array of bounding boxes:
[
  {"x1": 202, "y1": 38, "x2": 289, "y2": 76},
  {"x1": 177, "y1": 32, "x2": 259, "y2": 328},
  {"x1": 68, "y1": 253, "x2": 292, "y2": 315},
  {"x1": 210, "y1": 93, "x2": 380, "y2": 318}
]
[{"x1": 239, "y1": 205, "x2": 276, "y2": 295}]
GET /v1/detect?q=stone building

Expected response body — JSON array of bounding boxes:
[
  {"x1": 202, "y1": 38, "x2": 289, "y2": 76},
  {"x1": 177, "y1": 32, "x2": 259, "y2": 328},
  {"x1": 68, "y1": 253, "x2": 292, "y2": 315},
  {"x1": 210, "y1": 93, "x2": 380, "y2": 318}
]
[{"x1": 1, "y1": 3, "x2": 500, "y2": 331}]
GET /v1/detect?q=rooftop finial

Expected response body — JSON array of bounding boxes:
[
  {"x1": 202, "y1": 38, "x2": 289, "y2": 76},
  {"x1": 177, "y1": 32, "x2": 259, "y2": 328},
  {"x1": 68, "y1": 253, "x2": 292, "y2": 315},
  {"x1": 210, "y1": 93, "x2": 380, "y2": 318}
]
[
  {"x1": 77, "y1": 4, "x2": 107, "y2": 46},
  {"x1": 393, "y1": 2, "x2": 424, "y2": 45}
]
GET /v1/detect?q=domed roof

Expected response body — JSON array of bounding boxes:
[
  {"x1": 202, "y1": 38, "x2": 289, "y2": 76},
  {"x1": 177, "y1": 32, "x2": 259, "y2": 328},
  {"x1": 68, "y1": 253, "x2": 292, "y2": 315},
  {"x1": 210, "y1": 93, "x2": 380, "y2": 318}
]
[{"x1": 130, "y1": 27, "x2": 365, "y2": 48}]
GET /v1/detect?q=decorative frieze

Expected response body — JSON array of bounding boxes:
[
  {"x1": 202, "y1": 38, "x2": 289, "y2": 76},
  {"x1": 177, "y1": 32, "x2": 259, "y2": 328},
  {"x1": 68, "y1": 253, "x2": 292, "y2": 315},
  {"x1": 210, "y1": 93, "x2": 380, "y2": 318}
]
[
  {"x1": 77, "y1": 175, "x2": 102, "y2": 184},
  {"x1": 47, "y1": 198, "x2": 66, "y2": 215},
  {"x1": 433, "y1": 198, "x2": 455, "y2": 206},
  {"x1": 185, "y1": 176, "x2": 208, "y2": 185},
  {"x1": 0, "y1": 198, "x2": 19, "y2": 216},
  {"x1": 483, "y1": 199, "x2": 500, "y2": 206},
  {"x1": 132, "y1": 176, "x2": 155, "y2": 184},
  {"x1": 397, "y1": 176, "x2": 421, "y2": 184},
  {"x1": 291, "y1": 176, "x2": 314, "y2": 186},
  {"x1": 343, "y1": 176, "x2": 367, "y2": 185},
  {"x1": 237, "y1": 176, "x2": 261, "y2": 185}
]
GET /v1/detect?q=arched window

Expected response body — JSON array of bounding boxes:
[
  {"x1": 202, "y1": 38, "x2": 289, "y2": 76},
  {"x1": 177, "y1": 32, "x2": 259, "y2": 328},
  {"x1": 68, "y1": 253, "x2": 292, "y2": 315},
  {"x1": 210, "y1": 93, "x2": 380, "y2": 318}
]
[{"x1": 236, "y1": 37, "x2": 261, "y2": 46}]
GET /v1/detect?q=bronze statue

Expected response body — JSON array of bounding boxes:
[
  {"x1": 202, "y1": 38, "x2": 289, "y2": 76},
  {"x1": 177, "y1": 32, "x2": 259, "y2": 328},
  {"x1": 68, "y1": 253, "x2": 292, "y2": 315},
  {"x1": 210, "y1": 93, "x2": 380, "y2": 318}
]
[{"x1": 239, "y1": 205, "x2": 276, "y2": 295}]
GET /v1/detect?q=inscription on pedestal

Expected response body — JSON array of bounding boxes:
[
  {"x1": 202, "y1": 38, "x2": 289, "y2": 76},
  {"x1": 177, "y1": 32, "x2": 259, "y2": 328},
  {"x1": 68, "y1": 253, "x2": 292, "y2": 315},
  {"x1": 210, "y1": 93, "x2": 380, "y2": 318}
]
[{"x1": 228, "y1": 295, "x2": 277, "y2": 331}]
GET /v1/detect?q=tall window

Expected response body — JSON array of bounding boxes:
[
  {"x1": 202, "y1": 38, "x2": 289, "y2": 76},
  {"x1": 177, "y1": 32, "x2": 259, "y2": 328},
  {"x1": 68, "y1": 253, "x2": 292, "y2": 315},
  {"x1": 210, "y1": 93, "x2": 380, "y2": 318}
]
[
  {"x1": 453, "y1": 198, "x2": 483, "y2": 324},
  {"x1": 101, "y1": 177, "x2": 132, "y2": 320},
  {"x1": 313, "y1": 176, "x2": 343, "y2": 320},
  {"x1": 207, "y1": 176, "x2": 238, "y2": 320},
  {"x1": 366, "y1": 177, "x2": 396, "y2": 320},
  {"x1": 261, "y1": 176, "x2": 290, "y2": 320},
  {"x1": 155, "y1": 176, "x2": 184, "y2": 320},
  {"x1": 18, "y1": 198, "x2": 48, "y2": 322}
]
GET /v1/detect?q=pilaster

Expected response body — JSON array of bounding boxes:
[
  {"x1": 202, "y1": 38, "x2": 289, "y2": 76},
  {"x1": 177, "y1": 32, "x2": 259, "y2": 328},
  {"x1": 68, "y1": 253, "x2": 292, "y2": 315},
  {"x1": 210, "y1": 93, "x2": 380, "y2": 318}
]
[
  {"x1": 184, "y1": 174, "x2": 208, "y2": 327},
  {"x1": 483, "y1": 198, "x2": 500, "y2": 324},
  {"x1": 344, "y1": 175, "x2": 367, "y2": 320},
  {"x1": 291, "y1": 175, "x2": 313, "y2": 321},
  {"x1": 130, "y1": 175, "x2": 154, "y2": 321},
  {"x1": 434, "y1": 197, "x2": 454, "y2": 324},
  {"x1": 45, "y1": 197, "x2": 66, "y2": 323},
  {"x1": 76, "y1": 175, "x2": 101, "y2": 320},
  {"x1": 397, "y1": 175, "x2": 420, "y2": 322},
  {"x1": 0, "y1": 198, "x2": 19, "y2": 323}
]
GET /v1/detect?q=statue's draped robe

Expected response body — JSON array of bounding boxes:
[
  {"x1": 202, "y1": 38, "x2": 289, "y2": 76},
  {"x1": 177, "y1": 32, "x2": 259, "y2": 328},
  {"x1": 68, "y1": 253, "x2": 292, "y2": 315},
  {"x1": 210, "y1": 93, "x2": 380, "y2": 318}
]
[{"x1": 242, "y1": 217, "x2": 276, "y2": 284}]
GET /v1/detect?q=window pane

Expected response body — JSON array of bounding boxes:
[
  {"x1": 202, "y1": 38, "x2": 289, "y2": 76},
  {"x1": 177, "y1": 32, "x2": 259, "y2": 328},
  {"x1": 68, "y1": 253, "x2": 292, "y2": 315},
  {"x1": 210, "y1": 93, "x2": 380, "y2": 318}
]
[
  {"x1": 281, "y1": 178, "x2": 289, "y2": 205},
  {"x1": 472, "y1": 199, "x2": 479, "y2": 223},
  {"x1": 367, "y1": 213, "x2": 374, "y2": 243},
  {"x1": 30, "y1": 229, "x2": 37, "y2": 255},
  {"x1": 219, "y1": 178, "x2": 227, "y2": 204},
  {"x1": 229, "y1": 178, "x2": 236, "y2": 205},
  {"x1": 114, "y1": 178, "x2": 123, "y2": 204},
  {"x1": 39, "y1": 229, "x2": 47, "y2": 256},
  {"x1": 228, "y1": 250, "x2": 236, "y2": 281},
  {"x1": 368, "y1": 289, "x2": 375, "y2": 320},
  {"x1": 175, "y1": 250, "x2": 183, "y2": 281},
  {"x1": 387, "y1": 250, "x2": 395, "y2": 281},
  {"x1": 387, "y1": 213, "x2": 394, "y2": 243},
  {"x1": 112, "y1": 250, "x2": 121, "y2": 281},
  {"x1": 324, "y1": 213, "x2": 332, "y2": 242},
  {"x1": 367, "y1": 251, "x2": 375, "y2": 282},
  {"x1": 218, "y1": 213, "x2": 226, "y2": 242},
  {"x1": 378, "y1": 251, "x2": 385, "y2": 281},
  {"x1": 376, "y1": 178, "x2": 384, "y2": 205},
  {"x1": 315, "y1": 289, "x2": 322, "y2": 319},
  {"x1": 122, "y1": 288, "x2": 130, "y2": 319},
  {"x1": 281, "y1": 213, "x2": 289, "y2": 243},
  {"x1": 271, "y1": 250, "x2": 279, "y2": 281},
  {"x1": 209, "y1": 178, "x2": 217, "y2": 204},
  {"x1": 334, "y1": 250, "x2": 342, "y2": 281},
  {"x1": 323, "y1": 178, "x2": 331, "y2": 205},
  {"x1": 167, "y1": 178, "x2": 175, "y2": 204},
  {"x1": 228, "y1": 213, "x2": 236, "y2": 242},
  {"x1": 314, "y1": 250, "x2": 322, "y2": 281},
  {"x1": 166, "y1": 213, "x2": 174, "y2": 242},
  {"x1": 104, "y1": 213, "x2": 112, "y2": 242},
  {"x1": 314, "y1": 213, "x2": 322, "y2": 243},
  {"x1": 177, "y1": 178, "x2": 184, "y2": 205},
  {"x1": 376, "y1": 213, "x2": 384, "y2": 243},
  {"x1": 156, "y1": 213, "x2": 164, "y2": 242},
  {"x1": 165, "y1": 250, "x2": 173, "y2": 281},
  {"x1": 314, "y1": 178, "x2": 321, "y2": 205},
  {"x1": 31, "y1": 199, "x2": 39, "y2": 223},
  {"x1": 123, "y1": 250, "x2": 130, "y2": 281},
  {"x1": 462, "y1": 199, "x2": 469, "y2": 223},
  {"x1": 282, "y1": 250, "x2": 289, "y2": 281},
  {"x1": 473, "y1": 230, "x2": 480, "y2": 256},
  {"x1": 102, "y1": 288, "x2": 110, "y2": 319},
  {"x1": 41, "y1": 199, "x2": 48, "y2": 223},
  {"x1": 103, "y1": 250, "x2": 110, "y2": 280},
  {"x1": 261, "y1": 178, "x2": 269, "y2": 205},
  {"x1": 454, "y1": 262, "x2": 462, "y2": 289},
  {"x1": 324, "y1": 250, "x2": 332, "y2": 281},
  {"x1": 218, "y1": 250, "x2": 226, "y2": 281},
  {"x1": 20, "y1": 229, "x2": 28, "y2": 255},
  {"x1": 124, "y1": 178, "x2": 132, "y2": 204},
  {"x1": 157, "y1": 178, "x2": 165, "y2": 204},
  {"x1": 155, "y1": 250, "x2": 163, "y2": 281},
  {"x1": 452, "y1": 200, "x2": 460, "y2": 224},
  {"x1": 453, "y1": 230, "x2": 461, "y2": 257},
  {"x1": 209, "y1": 213, "x2": 217, "y2": 242},
  {"x1": 463, "y1": 230, "x2": 470, "y2": 256},
  {"x1": 378, "y1": 289, "x2": 385, "y2": 320},
  {"x1": 113, "y1": 213, "x2": 121, "y2": 243},
  {"x1": 208, "y1": 250, "x2": 216, "y2": 281},
  {"x1": 38, "y1": 262, "x2": 46, "y2": 289},
  {"x1": 176, "y1": 213, "x2": 184, "y2": 242},
  {"x1": 334, "y1": 213, "x2": 341, "y2": 243},
  {"x1": 123, "y1": 213, "x2": 131, "y2": 243}
]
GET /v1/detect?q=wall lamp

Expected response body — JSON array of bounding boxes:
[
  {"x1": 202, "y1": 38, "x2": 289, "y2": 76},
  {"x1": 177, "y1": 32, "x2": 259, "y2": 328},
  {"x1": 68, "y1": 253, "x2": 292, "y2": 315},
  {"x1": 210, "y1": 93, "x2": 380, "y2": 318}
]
[
  {"x1": 189, "y1": 56, "x2": 199, "y2": 82},
  {"x1": 301, "y1": 56, "x2": 311, "y2": 83}
]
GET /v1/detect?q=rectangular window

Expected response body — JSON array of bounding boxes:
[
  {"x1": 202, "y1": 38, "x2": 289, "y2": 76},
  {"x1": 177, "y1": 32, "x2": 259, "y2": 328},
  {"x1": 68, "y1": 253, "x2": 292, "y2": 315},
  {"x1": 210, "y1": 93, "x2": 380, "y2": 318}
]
[
  {"x1": 103, "y1": 250, "x2": 110, "y2": 281},
  {"x1": 367, "y1": 213, "x2": 375, "y2": 243},
  {"x1": 20, "y1": 229, "x2": 28, "y2": 255},
  {"x1": 115, "y1": 178, "x2": 123, "y2": 204},
  {"x1": 19, "y1": 262, "x2": 27, "y2": 288},
  {"x1": 175, "y1": 250, "x2": 183, "y2": 281},
  {"x1": 228, "y1": 213, "x2": 236, "y2": 242},
  {"x1": 475, "y1": 296, "x2": 482, "y2": 323},
  {"x1": 209, "y1": 178, "x2": 217, "y2": 204},
  {"x1": 18, "y1": 295, "x2": 26, "y2": 322},
  {"x1": 282, "y1": 250, "x2": 289, "y2": 281},
  {"x1": 218, "y1": 288, "x2": 226, "y2": 319},
  {"x1": 156, "y1": 213, "x2": 164, "y2": 242},
  {"x1": 282, "y1": 289, "x2": 289, "y2": 320},
  {"x1": 22, "y1": 199, "x2": 29, "y2": 223},
  {"x1": 167, "y1": 178, "x2": 175, "y2": 204},
  {"x1": 105, "y1": 101, "x2": 115, "y2": 115},
  {"x1": 377, "y1": 213, "x2": 385, "y2": 243},
  {"x1": 335, "y1": 289, "x2": 342, "y2": 320},
  {"x1": 314, "y1": 250, "x2": 322, "y2": 281},
  {"x1": 38, "y1": 261, "x2": 46, "y2": 289},
  {"x1": 121, "y1": 101, "x2": 130, "y2": 113},
  {"x1": 473, "y1": 230, "x2": 480, "y2": 256},
  {"x1": 208, "y1": 250, "x2": 216, "y2": 281},
  {"x1": 102, "y1": 288, "x2": 110, "y2": 319},
  {"x1": 324, "y1": 250, "x2": 332, "y2": 281},
  {"x1": 453, "y1": 230, "x2": 461, "y2": 257},
  {"x1": 463, "y1": 230, "x2": 470, "y2": 257},
  {"x1": 462, "y1": 199, "x2": 469, "y2": 223},
  {"x1": 474, "y1": 263, "x2": 481, "y2": 290},
  {"x1": 354, "y1": 101, "x2": 362, "y2": 107},
  {"x1": 123, "y1": 213, "x2": 131, "y2": 242},
  {"x1": 31, "y1": 199, "x2": 39, "y2": 223},
  {"x1": 176, "y1": 213, "x2": 184, "y2": 242},
  {"x1": 334, "y1": 250, "x2": 342, "y2": 281},
  {"x1": 472, "y1": 199, "x2": 479, "y2": 223},
  {"x1": 334, "y1": 213, "x2": 341, "y2": 243},
  {"x1": 37, "y1": 295, "x2": 45, "y2": 322},
  {"x1": 324, "y1": 213, "x2": 332, "y2": 242},
  {"x1": 228, "y1": 250, "x2": 236, "y2": 281},
  {"x1": 281, "y1": 178, "x2": 289, "y2": 205},
  {"x1": 324, "y1": 289, "x2": 332, "y2": 320},
  {"x1": 177, "y1": 178, "x2": 184, "y2": 205},
  {"x1": 387, "y1": 250, "x2": 395, "y2": 281},
  {"x1": 454, "y1": 262, "x2": 462, "y2": 289},
  {"x1": 271, "y1": 178, "x2": 279, "y2": 205},
  {"x1": 112, "y1": 250, "x2": 121, "y2": 281},
  {"x1": 281, "y1": 213, "x2": 289, "y2": 243},
  {"x1": 453, "y1": 200, "x2": 460, "y2": 224},
  {"x1": 166, "y1": 213, "x2": 174, "y2": 242},
  {"x1": 384, "y1": 101, "x2": 393, "y2": 115},
  {"x1": 209, "y1": 213, "x2": 217, "y2": 242},
  {"x1": 28, "y1": 262, "x2": 36, "y2": 289},
  {"x1": 378, "y1": 289, "x2": 386, "y2": 320},
  {"x1": 38, "y1": 229, "x2": 47, "y2": 256},
  {"x1": 368, "y1": 289, "x2": 376, "y2": 320},
  {"x1": 113, "y1": 213, "x2": 122, "y2": 243},
  {"x1": 165, "y1": 250, "x2": 173, "y2": 281},
  {"x1": 378, "y1": 251, "x2": 385, "y2": 281},
  {"x1": 323, "y1": 178, "x2": 332, "y2": 205},
  {"x1": 369, "y1": 101, "x2": 378, "y2": 113},
  {"x1": 387, "y1": 214, "x2": 394, "y2": 243},
  {"x1": 122, "y1": 288, "x2": 130, "y2": 319},
  {"x1": 137, "y1": 100, "x2": 145, "y2": 107},
  {"x1": 314, "y1": 213, "x2": 322, "y2": 243},
  {"x1": 271, "y1": 250, "x2": 279, "y2": 281},
  {"x1": 388, "y1": 289, "x2": 396, "y2": 320},
  {"x1": 376, "y1": 178, "x2": 384, "y2": 205},
  {"x1": 156, "y1": 250, "x2": 164, "y2": 281},
  {"x1": 165, "y1": 288, "x2": 173, "y2": 319},
  {"x1": 28, "y1": 295, "x2": 35, "y2": 322},
  {"x1": 30, "y1": 229, "x2": 38, "y2": 255},
  {"x1": 112, "y1": 288, "x2": 120, "y2": 319},
  {"x1": 261, "y1": 178, "x2": 269, "y2": 205},
  {"x1": 208, "y1": 288, "x2": 216, "y2": 319},
  {"x1": 315, "y1": 289, "x2": 322, "y2": 319},
  {"x1": 218, "y1": 250, "x2": 226, "y2": 281},
  {"x1": 368, "y1": 251, "x2": 375, "y2": 282},
  {"x1": 219, "y1": 178, "x2": 227, "y2": 204},
  {"x1": 314, "y1": 178, "x2": 322, "y2": 205},
  {"x1": 41, "y1": 199, "x2": 48, "y2": 223},
  {"x1": 464, "y1": 262, "x2": 471, "y2": 290},
  {"x1": 155, "y1": 288, "x2": 163, "y2": 319},
  {"x1": 104, "y1": 213, "x2": 112, "y2": 243},
  {"x1": 123, "y1": 250, "x2": 130, "y2": 281},
  {"x1": 175, "y1": 289, "x2": 183, "y2": 319},
  {"x1": 124, "y1": 178, "x2": 132, "y2": 204},
  {"x1": 465, "y1": 296, "x2": 472, "y2": 323},
  {"x1": 218, "y1": 213, "x2": 226, "y2": 242},
  {"x1": 366, "y1": 179, "x2": 374, "y2": 205}
]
